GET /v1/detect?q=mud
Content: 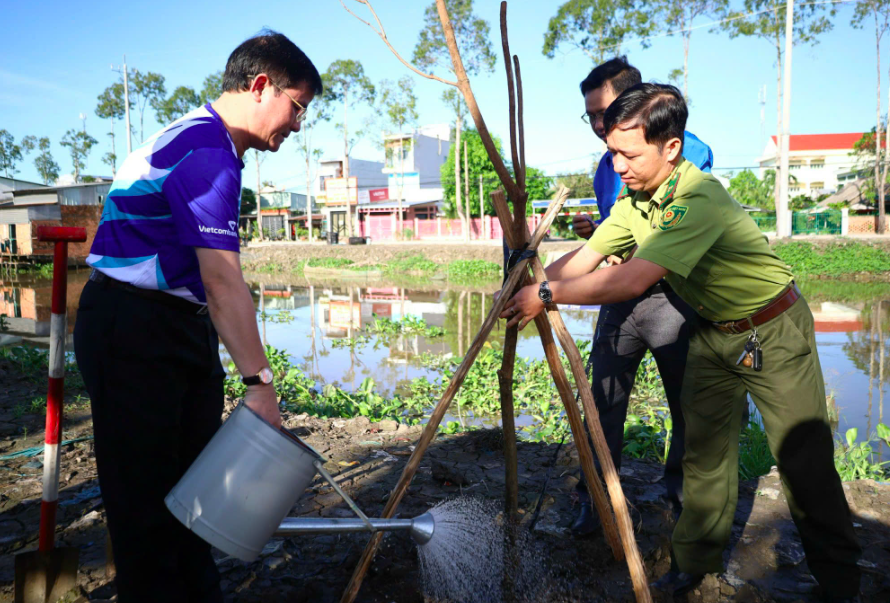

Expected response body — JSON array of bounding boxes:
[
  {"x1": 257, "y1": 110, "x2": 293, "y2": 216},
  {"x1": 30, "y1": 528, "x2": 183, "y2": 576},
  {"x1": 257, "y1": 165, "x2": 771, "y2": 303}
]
[{"x1": 1, "y1": 356, "x2": 889, "y2": 602}]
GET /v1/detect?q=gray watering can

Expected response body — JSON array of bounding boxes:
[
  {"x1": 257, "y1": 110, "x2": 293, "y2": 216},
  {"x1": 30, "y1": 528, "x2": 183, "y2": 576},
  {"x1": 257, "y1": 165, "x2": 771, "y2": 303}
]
[{"x1": 165, "y1": 403, "x2": 434, "y2": 562}]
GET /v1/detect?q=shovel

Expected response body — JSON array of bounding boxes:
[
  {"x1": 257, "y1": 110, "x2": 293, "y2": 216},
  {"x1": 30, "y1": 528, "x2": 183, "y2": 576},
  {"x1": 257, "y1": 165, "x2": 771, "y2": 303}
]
[{"x1": 15, "y1": 227, "x2": 86, "y2": 603}]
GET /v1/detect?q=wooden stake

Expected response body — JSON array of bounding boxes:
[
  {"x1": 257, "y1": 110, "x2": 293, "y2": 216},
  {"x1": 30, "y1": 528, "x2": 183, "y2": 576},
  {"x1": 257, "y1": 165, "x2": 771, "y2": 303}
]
[
  {"x1": 498, "y1": 321, "x2": 520, "y2": 523},
  {"x1": 339, "y1": 189, "x2": 570, "y2": 603},
  {"x1": 491, "y1": 190, "x2": 622, "y2": 559},
  {"x1": 495, "y1": 187, "x2": 652, "y2": 601}
]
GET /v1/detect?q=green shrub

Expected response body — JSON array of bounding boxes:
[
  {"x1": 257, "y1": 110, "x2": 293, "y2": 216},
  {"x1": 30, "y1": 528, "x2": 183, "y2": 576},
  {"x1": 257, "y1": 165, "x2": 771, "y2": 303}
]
[
  {"x1": 447, "y1": 259, "x2": 501, "y2": 279},
  {"x1": 306, "y1": 257, "x2": 355, "y2": 269},
  {"x1": 773, "y1": 241, "x2": 890, "y2": 276},
  {"x1": 383, "y1": 253, "x2": 438, "y2": 275},
  {"x1": 834, "y1": 425, "x2": 890, "y2": 481}
]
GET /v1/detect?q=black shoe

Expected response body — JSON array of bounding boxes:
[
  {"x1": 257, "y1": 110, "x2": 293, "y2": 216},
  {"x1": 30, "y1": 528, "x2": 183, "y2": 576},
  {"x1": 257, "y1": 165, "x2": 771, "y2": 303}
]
[
  {"x1": 824, "y1": 596, "x2": 861, "y2": 603},
  {"x1": 570, "y1": 502, "x2": 601, "y2": 538},
  {"x1": 651, "y1": 571, "x2": 705, "y2": 597}
]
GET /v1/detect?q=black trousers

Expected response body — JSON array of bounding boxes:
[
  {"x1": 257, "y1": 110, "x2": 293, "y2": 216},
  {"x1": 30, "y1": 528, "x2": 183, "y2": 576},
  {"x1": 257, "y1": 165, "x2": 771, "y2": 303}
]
[
  {"x1": 576, "y1": 284, "x2": 695, "y2": 508},
  {"x1": 74, "y1": 278, "x2": 225, "y2": 603}
]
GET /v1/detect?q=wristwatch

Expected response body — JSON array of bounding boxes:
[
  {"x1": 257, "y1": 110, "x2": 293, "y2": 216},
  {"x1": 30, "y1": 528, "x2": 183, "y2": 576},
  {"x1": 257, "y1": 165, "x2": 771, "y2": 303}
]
[
  {"x1": 242, "y1": 367, "x2": 274, "y2": 386},
  {"x1": 538, "y1": 281, "x2": 553, "y2": 305}
]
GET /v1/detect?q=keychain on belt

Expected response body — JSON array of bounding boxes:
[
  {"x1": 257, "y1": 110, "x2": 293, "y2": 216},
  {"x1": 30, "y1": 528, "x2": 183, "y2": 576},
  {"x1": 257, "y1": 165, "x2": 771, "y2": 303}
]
[{"x1": 736, "y1": 325, "x2": 763, "y2": 372}]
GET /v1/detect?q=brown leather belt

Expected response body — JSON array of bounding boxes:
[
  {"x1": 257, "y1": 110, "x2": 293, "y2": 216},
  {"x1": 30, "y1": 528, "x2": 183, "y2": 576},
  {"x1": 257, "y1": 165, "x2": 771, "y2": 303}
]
[{"x1": 713, "y1": 282, "x2": 800, "y2": 334}]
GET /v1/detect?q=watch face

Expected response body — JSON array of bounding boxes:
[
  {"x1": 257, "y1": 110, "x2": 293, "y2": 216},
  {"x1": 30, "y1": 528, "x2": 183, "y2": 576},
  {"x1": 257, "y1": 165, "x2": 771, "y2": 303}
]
[{"x1": 259, "y1": 367, "x2": 274, "y2": 385}]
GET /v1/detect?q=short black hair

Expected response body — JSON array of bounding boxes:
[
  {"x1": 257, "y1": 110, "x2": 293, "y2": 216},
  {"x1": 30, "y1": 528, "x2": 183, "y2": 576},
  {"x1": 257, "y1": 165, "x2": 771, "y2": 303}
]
[
  {"x1": 579, "y1": 56, "x2": 642, "y2": 97},
  {"x1": 222, "y1": 30, "x2": 323, "y2": 96},
  {"x1": 603, "y1": 83, "x2": 687, "y2": 151}
]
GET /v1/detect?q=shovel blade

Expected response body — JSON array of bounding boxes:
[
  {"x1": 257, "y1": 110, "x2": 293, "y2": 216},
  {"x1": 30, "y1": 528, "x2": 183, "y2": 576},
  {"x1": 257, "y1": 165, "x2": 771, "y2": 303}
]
[{"x1": 14, "y1": 548, "x2": 79, "y2": 603}]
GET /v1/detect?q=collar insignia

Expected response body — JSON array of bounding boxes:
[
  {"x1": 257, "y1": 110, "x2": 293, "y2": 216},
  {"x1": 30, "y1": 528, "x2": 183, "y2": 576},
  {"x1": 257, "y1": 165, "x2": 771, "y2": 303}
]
[{"x1": 658, "y1": 165, "x2": 683, "y2": 209}]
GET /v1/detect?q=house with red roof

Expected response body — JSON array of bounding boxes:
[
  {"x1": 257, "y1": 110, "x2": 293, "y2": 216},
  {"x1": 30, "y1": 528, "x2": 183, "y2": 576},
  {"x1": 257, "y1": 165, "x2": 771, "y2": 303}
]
[{"x1": 758, "y1": 132, "x2": 865, "y2": 198}]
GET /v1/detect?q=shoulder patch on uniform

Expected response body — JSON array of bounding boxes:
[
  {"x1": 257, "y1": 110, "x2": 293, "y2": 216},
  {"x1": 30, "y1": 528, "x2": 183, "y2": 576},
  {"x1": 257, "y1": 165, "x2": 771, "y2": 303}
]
[{"x1": 659, "y1": 205, "x2": 688, "y2": 230}]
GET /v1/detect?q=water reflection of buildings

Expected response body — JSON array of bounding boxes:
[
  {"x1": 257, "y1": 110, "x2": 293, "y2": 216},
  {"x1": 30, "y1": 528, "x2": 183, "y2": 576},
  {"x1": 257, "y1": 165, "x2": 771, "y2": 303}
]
[
  {"x1": 811, "y1": 301, "x2": 864, "y2": 332},
  {"x1": 315, "y1": 287, "x2": 450, "y2": 362},
  {"x1": 0, "y1": 275, "x2": 86, "y2": 346}
]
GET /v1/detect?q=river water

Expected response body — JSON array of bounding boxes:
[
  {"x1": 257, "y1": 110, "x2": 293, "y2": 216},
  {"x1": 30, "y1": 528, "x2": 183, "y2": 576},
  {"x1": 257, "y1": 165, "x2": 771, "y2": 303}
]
[{"x1": 3, "y1": 271, "x2": 889, "y2": 446}]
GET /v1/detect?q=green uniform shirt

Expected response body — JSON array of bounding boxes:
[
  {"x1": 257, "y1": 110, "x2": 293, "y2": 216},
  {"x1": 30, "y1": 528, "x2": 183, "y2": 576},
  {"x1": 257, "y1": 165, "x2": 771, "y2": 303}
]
[{"x1": 587, "y1": 158, "x2": 793, "y2": 322}]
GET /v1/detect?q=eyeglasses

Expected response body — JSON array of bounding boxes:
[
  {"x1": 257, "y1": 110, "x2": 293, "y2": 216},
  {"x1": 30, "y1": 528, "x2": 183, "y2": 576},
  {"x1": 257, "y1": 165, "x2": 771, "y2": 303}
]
[
  {"x1": 250, "y1": 75, "x2": 308, "y2": 124},
  {"x1": 581, "y1": 111, "x2": 605, "y2": 126}
]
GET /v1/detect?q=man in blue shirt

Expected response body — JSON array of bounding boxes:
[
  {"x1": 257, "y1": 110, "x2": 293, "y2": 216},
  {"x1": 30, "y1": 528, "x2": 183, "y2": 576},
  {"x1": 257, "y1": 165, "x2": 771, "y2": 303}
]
[
  {"x1": 569, "y1": 57, "x2": 715, "y2": 537},
  {"x1": 74, "y1": 32, "x2": 322, "y2": 601}
]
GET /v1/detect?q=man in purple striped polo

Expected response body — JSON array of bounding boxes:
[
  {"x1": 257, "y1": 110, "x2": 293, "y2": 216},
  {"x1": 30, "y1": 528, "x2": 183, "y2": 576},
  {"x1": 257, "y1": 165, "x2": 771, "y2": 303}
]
[{"x1": 74, "y1": 31, "x2": 322, "y2": 602}]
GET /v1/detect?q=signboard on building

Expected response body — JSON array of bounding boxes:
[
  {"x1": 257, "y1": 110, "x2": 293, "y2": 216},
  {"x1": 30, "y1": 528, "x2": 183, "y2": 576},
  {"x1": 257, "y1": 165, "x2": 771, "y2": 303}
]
[
  {"x1": 324, "y1": 177, "x2": 358, "y2": 206},
  {"x1": 356, "y1": 187, "x2": 389, "y2": 205},
  {"x1": 370, "y1": 188, "x2": 389, "y2": 202}
]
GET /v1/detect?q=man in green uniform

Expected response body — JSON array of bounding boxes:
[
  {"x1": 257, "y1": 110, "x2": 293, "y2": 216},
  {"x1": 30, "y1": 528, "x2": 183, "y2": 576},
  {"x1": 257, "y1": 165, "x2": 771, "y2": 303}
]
[{"x1": 501, "y1": 83, "x2": 861, "y2": 601}]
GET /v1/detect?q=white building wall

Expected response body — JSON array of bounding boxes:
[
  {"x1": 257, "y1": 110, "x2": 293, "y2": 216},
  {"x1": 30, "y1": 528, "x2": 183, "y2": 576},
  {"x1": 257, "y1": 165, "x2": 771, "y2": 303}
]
[
  {"x1": 759, "y1": 140, "x2": 858, "y2": 198},
  {"x1": 313, "y1": 157, "x2": 387, "y2": 198},
  {"x1": 413, "y1": 133, "x2": 450, "y2": 187}
]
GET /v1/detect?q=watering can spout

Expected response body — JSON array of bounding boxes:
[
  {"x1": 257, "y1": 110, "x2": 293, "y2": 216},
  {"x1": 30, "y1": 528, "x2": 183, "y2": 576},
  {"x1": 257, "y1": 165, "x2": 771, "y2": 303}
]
[
  {"x1": 274, "y1": 511, "x2": 435, "y2": 545},
  {"x1": 408, "y1": 512, "x2": 435, "y2": 545}
]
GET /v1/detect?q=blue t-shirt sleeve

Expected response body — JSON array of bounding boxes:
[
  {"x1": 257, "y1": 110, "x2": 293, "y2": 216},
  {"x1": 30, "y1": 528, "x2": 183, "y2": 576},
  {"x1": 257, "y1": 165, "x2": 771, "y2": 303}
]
[
  {"x1": 593, "y1": 152, "x2": 620, "y2": 223},
  {"x1": 682, "y1": 131, "x2": 714, "y2": 173},
  {"x1": 162, "y1": 148, "x2": 241, "y2": 252}
]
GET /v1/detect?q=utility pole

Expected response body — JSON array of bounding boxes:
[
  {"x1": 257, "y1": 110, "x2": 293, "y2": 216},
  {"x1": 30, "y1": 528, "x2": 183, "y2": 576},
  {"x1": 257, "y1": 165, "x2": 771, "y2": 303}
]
[
  {"x1": 759, "y1": 85, "x2": 767, "y2": 149},
  {"x1": 479, "y1": 174, "x2": 483, "y2": 233},
  {"x1": 777, "y1": 0, "x2": 794, "y2": 238},
  {"x1": 110, "y1": 56, "x2": 132, "y2": 156},
  {"x1": 464, "y1": 140, "x2": 470, "y2": 241},
  {"x1": 256, "y1": 153, "x2": 263, "y2": 241}
]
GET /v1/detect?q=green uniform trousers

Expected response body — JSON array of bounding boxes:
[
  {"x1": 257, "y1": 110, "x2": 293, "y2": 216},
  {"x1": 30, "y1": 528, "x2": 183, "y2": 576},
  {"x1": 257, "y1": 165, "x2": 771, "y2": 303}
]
[{"x1": 672, "y1": 295, "x2": 861, "y2": 599}]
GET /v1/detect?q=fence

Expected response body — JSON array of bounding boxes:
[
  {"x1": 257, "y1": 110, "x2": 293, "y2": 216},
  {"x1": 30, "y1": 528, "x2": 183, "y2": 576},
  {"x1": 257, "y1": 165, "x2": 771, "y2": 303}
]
[
  {"x1": 791, "y1": 210, "x2": 842, "y2": 235},
  {"x1": 751, "y1": 215, "x2": 776, "y2": 232},
  {"x1": 751, "y1": 211, "x2": 844, "y2": 235},
  {"x1": 848, "y1": 213, "x2": 890, "y2": 235},
  {"x1": 359, "y1": 214, "x2": 544, "y2": 242}
]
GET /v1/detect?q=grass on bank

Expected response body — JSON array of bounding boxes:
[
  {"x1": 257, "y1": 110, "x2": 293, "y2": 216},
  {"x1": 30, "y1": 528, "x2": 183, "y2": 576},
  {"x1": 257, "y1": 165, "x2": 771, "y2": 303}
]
[
  {"x1": 774, "y1": 241, "x2": 890, "y2": 277},
  {"x1": 246, "y1": 252, "x2": 501, "y2": 282},
  {"x1": 246, "y1": 241, "x2": 890, "y2": 283}
]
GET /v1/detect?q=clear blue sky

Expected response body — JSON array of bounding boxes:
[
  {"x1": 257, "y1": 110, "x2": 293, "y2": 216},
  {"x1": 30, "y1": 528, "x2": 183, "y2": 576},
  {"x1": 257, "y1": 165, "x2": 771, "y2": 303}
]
[{"x1": 2, "y1": 0, "x2": 874, "y2": 192}]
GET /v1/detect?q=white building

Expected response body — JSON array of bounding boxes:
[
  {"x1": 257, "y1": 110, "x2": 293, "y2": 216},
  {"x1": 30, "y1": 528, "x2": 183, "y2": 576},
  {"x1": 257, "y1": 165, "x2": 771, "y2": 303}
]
[
  {"x1": 315, "y1": 124, "x2": 453, "y2": 239},
  {"x1": 758, "y1": 132, "x2": 864, "y2": 198},
  {"x1": 382, "y1": 123, "x2": 451, "y2": 203}
]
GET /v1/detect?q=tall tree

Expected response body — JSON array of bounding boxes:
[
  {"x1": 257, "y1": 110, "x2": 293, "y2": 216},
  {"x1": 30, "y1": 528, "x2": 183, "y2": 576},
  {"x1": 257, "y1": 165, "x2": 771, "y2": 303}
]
[
  {"x1": 442, "y1": 89, "x2": 470, "y2": 234},
  {"x1": 200, "y1": 71, "x2": 224, "y2": 105},
  {"x1": 542, "y1": 0, "x2": 656, "y2": 63},
  {"x1": 155, "y1": 86, "x2": 201, "y2": 124},
  {"x1": 853, "y1": 0, "x2": 890, "y2": 233},
  {"x1": 654, "y1": 0, "x2": 728, "y2": 100},
  {"x1": 414, "y1": 0, "x2": 496, "y2": 241},
  {"x1": 727, "y1": 169, "x2": 776, "y2": 209},
  {"x1": 33, "y1": 137, "x2": 60, "y2": 185},
  {"x1": 723, "y1": 0, "x2": 834, "y2": 210},
  {"x1": 129, "y1": 69, "x2": 167, "y2": 143},
  {"x1": 379, "y1": 76, "x2": 419, "y2": 235},
  {"x1": 295, "y1": 81, "x2": 332, "y2": 244},
  {"x1": 441, "y1": 129, "x2": 553, "y2": 218},
  {"x1": 60, "y1": 129, "x2": 98, "y2": 183},
  {"x1": 555, "y1": 158, "x2": 599, "y2": 199},
  {"x1": 96, "y1": 82, "x2": 129, "y2": 176},
  {"x1": 0, "y1": 130, "x2": 24, "y2": 178},
  {"x1": 323, "y1": 59, "x2": 376, "y2": 239}
]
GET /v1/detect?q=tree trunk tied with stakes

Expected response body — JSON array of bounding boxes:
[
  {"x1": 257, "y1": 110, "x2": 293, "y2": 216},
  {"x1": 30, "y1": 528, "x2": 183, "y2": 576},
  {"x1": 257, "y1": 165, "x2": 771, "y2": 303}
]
[{"x1": 340, "y1": 2, "x2": 652, "y2": 602}]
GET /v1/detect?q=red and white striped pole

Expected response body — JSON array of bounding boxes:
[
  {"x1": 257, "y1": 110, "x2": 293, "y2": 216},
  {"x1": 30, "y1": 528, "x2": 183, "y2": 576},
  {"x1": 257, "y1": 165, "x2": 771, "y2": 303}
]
[{"x1": 35, "y1": 226, "x2": 86, "y2": 554}]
